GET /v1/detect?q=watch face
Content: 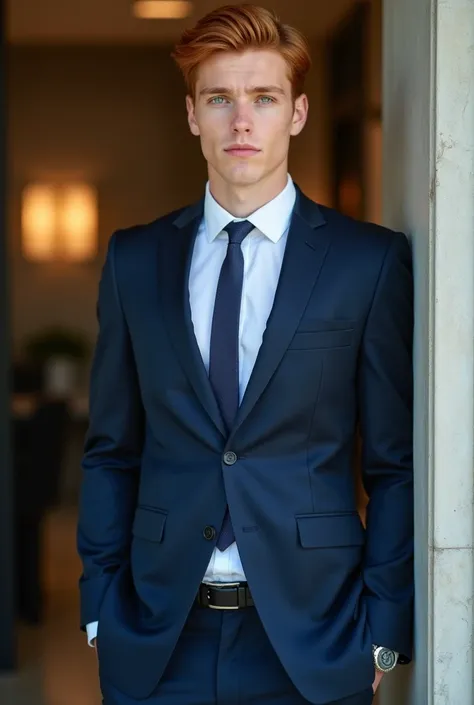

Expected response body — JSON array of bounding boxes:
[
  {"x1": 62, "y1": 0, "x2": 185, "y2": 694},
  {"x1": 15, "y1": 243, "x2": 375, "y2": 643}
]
[{"x1": 376, "y1": 648, "x2": 397, "y2": 672}]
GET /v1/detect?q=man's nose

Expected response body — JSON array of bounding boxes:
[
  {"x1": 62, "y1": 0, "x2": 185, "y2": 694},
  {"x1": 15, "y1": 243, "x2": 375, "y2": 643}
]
[{"x1": 231, "y1": 105, "x2": 253, "y2": 133}]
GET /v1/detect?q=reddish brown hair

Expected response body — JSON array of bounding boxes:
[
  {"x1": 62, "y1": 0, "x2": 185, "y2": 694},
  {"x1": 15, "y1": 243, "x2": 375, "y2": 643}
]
[{"x1": 172, "y1": 4, "x2": 311, "y2": 99}]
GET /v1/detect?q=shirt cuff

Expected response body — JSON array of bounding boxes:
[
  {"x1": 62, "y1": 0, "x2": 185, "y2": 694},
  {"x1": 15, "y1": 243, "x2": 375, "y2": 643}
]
[{"x1": 86, "y1": 621, "x2": 98, "y2": 646}]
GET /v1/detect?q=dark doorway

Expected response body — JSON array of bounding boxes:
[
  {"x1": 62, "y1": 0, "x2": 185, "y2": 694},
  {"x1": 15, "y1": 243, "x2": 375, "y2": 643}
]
[{"x1": 0, "y1": 0, "x2": 16, "y2": 673}]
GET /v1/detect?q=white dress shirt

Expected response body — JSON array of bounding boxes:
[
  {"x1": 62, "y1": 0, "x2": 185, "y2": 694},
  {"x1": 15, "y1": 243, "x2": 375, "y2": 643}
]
[{"x1": 86, "y1": 175, "x2": 296, "y2": 644}]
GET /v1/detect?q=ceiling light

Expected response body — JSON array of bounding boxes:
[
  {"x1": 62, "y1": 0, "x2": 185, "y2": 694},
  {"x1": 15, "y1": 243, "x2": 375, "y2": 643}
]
[{"x1": 133, "y1": 1, "x2": 193, "y2": 19}]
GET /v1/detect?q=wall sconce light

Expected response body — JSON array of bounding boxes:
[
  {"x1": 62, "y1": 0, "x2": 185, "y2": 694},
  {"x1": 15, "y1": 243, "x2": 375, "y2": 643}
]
[
  {"x1": 21, "y1": 183, "x2": 98, "y2": 263},
  {"x1": 133, "y1": 1, "x2": 193, "y2": 20}
]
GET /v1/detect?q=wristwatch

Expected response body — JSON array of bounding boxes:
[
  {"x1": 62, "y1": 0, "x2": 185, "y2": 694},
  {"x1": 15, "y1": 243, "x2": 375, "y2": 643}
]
[{"x1": 372, "y1": 645, "x2": 399, "y2": 673}]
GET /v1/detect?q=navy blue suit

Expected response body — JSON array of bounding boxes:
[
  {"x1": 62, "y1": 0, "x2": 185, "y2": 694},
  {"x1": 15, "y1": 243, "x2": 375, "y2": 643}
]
[{"x1": 77, "y1": 188, "x2": 414, "y2": 704}]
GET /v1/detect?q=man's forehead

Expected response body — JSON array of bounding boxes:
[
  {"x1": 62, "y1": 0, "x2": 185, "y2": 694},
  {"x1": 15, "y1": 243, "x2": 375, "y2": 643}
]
[{"x1": 196, "y1": 50, "x2": 290, "y2": 88}]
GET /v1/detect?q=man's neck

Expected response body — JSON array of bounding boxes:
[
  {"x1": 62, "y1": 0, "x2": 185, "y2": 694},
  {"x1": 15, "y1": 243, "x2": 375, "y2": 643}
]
[{"x1": 208, "y1": 170, "x2": 289, "y2": 218}]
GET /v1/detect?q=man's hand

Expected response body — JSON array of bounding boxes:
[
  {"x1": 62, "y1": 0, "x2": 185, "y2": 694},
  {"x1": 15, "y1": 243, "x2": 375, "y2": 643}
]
[{"x1": 372, "y1": 671, "x2": 384, "y2": 694}]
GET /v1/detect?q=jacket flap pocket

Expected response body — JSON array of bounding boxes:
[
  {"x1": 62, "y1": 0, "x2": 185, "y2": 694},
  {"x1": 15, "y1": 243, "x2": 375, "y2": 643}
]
[
  {"x1": 296, "y1": 512, "x2": 365, "y2": 548},
  {"x1": 132, "y1": 506, "x2": 167, "y2": 542}
]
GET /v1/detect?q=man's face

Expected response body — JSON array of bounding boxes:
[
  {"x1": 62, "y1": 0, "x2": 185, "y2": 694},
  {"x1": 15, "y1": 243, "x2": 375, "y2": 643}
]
[{"x1": 186, "y1": 49, "x2": 308, "y2": 189}]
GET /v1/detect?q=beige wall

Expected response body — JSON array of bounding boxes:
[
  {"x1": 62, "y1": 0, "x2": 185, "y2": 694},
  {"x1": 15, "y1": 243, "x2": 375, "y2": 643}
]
[
  {"x1": 290, "y1": 41, "x2": 331, "y2": 206},
  {"x1": 8, "y1": 44, "x2": 331, "y2": 361}
]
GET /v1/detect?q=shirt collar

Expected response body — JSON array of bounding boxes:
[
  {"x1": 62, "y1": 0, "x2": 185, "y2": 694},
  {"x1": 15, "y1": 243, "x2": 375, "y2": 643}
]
[{"x1": 204, "y1": 175, "x2": 296, "y2": 244}]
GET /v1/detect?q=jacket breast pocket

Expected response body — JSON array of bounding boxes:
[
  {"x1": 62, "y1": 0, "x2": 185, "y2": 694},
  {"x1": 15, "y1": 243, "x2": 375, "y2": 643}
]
[
  {"x1": 295, "y1": 512, "x2": 365, "y2": 548},
  {"x1": 288, "y1": 327, "x2": 354, "y2": 350},
  {"x1": 132, "y1": 505, "x2": 168, "y2": 542}
]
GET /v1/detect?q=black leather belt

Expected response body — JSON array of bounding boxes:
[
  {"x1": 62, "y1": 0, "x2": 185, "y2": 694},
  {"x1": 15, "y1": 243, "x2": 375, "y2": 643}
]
[{"x1": 197, "y1": 582, "x2": 255, "y2": 609}]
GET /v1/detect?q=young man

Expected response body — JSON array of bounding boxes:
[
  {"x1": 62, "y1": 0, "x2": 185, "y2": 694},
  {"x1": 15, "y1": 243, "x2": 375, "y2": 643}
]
[{"x1": 77, "y1": 5, "x2": 414, "y2": 705}]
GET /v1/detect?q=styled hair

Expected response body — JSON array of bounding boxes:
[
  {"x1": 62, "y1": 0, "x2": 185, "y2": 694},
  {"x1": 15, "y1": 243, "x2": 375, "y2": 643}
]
[{"x1": 172, "y1": 4, "x2": 311, "y2": 99}]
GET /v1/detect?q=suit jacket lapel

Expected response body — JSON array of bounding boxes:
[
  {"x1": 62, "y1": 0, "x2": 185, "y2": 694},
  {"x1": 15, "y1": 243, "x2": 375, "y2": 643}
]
[
  {"x1": 157, "y1": 200, "x2": 227, "y2": 438},
  {"x1": 230, "y1": 189, "x2": 330, "y2": 439}
]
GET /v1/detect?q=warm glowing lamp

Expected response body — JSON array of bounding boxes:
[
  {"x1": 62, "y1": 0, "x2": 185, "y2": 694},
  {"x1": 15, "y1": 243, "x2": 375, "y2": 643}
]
[
  {"x1": 21, "y1": 184, "x2": 57, "y2": 261},
  {"x1": 133, "y1": 1, "x2": 193, "y2": 19},
  {"x1": 21, "y1": 183, "x2": 98, "y2": 263},
  {"x1": 58, "y1": 185, "x2": 98, "y2": 261}
]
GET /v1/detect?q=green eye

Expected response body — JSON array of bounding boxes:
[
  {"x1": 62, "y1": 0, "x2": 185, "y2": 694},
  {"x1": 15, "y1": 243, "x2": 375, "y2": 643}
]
[
  {"x1": 210, "y1": 96, "x2": 227, "y2": 104},
  {"x1": 257, "y1": 96, "x2": 274, "y2": 104}
]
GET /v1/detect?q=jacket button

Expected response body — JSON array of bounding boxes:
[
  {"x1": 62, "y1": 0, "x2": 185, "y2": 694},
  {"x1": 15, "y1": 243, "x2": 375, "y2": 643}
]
[
  {"x1": 223, "y1": 451, "x2": 237, "y2": 465},
  {"x1": 203, "y1": 526, "x2": 216, "y2": 541}
]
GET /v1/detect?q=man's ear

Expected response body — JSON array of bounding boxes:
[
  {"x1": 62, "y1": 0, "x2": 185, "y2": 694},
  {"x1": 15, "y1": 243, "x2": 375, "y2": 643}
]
[
  {"x1": 186, "y1": 95, "x2": 200, "y2": 136},
  {"x1": 290, "y1": 93, "x2": 309, "y2": 137}
]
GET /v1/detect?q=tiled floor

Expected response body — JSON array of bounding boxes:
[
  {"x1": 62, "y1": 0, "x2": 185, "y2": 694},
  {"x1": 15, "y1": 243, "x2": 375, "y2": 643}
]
[{"x1": 0, "y1": 507, "x2": 102, "y2": 705}]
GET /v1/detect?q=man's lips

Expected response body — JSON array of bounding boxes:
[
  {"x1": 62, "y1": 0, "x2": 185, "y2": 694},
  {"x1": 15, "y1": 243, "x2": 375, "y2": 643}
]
[{"x1": 225, "y1": 145, "x2": 261, "y2": 157}]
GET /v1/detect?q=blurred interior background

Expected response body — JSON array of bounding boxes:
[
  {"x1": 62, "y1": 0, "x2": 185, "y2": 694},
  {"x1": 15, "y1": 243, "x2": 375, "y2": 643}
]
[{"x1": 2, "y1": 0, "x2": 382, "y2": 702}]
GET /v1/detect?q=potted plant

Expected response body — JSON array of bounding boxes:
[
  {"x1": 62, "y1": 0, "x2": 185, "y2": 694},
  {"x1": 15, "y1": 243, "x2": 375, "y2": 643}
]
[{"x1": 23, "y1": 326, "x2": 90, "y2": 397}]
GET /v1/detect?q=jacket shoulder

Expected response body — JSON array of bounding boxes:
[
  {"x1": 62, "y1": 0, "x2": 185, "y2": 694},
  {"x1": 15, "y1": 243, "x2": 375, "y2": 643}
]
[
  {"x1": 318, "y1": 204, "x2": 409, "y2": 256},
  {"x1": 109, "y1": 204, "x2": 192, "y2": 255}
]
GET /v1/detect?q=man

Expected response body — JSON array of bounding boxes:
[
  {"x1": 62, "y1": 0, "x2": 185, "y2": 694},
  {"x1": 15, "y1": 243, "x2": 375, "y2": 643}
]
[{"x1": 77, "y1": 5, "x2": 414, "y2": 705}]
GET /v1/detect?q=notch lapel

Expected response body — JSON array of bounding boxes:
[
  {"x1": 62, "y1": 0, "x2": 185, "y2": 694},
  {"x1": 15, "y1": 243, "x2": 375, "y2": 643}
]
[
  {"x1": 230, "y1": 190, "x2": 331, "y2": 440},
  {"x1": 157, "y1": 201, "x2": 227, "y2": 438}
]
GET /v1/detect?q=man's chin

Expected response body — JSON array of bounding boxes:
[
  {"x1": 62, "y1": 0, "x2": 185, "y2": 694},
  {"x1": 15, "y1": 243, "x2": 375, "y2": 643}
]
[{"x1": 224, "y1": 167, "x2": 264, "y2": 188}]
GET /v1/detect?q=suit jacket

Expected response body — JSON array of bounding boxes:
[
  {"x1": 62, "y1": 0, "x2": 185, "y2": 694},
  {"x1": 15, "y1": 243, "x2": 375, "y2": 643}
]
[{"x1": 77, "y1": 187, "x2": 414, "y2": 704}]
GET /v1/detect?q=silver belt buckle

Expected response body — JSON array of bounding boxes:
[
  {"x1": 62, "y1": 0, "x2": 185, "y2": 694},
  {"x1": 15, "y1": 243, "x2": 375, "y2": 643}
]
[{"x1": 203, "y1": 581, "x2": 241, "y2": 610}]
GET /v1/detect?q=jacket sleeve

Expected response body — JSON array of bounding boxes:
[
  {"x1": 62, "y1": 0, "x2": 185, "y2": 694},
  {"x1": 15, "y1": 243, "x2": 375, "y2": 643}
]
[
  {"x1": 357, "y1": 232, "x2": 414, "y2": 662},
  {"x1": 77, "y1": 231, "x2": 144, "y2": 629}
]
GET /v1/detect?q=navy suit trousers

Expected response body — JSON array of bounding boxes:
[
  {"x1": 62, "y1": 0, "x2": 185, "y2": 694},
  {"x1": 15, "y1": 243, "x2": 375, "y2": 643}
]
[{"x1": 100, "y1": 605, "x2": 374, "y2": 705}]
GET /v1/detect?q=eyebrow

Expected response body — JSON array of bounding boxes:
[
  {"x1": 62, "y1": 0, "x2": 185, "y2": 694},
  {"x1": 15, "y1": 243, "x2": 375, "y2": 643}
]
[{"x1": 199, "y1": 85, "x2": 286, "y2": 97}]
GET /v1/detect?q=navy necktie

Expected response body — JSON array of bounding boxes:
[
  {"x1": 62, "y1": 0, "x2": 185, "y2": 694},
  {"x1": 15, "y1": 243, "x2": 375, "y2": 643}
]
[{"x1": 209, "y1": 219, "x2": 254, "y2": 551}]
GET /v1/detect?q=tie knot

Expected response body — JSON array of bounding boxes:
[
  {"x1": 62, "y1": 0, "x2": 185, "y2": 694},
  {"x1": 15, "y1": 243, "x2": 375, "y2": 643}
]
[{"x1": 225, "y1": 220, "x2": 254, "y2": 245}]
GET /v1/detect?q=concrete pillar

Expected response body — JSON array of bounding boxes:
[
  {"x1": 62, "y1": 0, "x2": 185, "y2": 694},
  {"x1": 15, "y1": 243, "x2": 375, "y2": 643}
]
[{"x1": 381, "y1": 0, "x2": 474, "y2": 703}]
